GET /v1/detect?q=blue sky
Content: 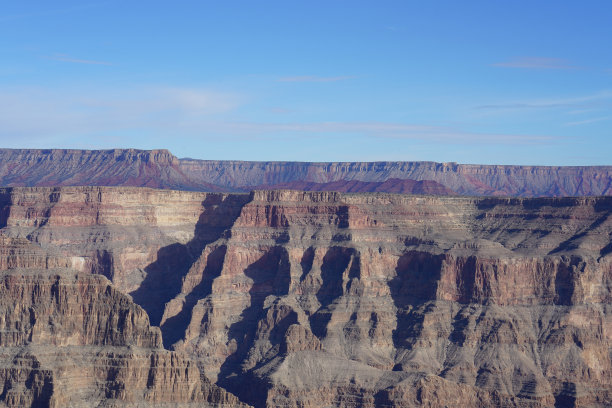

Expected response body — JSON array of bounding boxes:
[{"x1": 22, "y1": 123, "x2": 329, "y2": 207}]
[{"x1": 1, "y1": 1, "x2": 611, "y2": 164}]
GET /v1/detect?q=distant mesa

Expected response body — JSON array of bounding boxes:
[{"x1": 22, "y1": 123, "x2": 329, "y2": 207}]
[
  {"x1": 244, "y1": 178, "x2": 456, "y2": 195},
  {"x1": 0, "y1": 148, "x2": 611, "y2": 197}
]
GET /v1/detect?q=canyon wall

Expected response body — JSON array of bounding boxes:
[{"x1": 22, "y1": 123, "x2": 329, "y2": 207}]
[
  {"x1": 179, "y1": 159, "x2": 612, "y2": 196},
  {"x1": 1, "y1": 148, "x2": 612, "y2": 196},
  {"x1": 0, "y1": 148, "x2": 223, "y2": 192},
  {"x1": 0, "y1": 186, "x2": 610, "y2": 407},
  {"x1": 0, "y1": 197, "x2": 250, "y2": 407}
]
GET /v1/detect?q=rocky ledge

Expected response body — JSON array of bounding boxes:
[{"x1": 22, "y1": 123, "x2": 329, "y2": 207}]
[{"x1": 0, "y1": 186, "x2": 610, "y2": 407}]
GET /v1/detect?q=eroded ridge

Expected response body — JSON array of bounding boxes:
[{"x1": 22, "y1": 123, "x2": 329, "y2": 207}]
[
  {"x1": 2, "y1": 148, "x2": 612, "y2": 196},
  {"x1": 0, "y1": 187, "x2": 611, "y2": 407},
  {"x1": 0, "y1": 208, "x2": 249, "y2": 407}
]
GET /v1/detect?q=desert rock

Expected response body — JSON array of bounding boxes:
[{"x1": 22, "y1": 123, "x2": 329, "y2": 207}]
[{"x1": 0, "y1": 187, "x2": 610, "y2": 407}]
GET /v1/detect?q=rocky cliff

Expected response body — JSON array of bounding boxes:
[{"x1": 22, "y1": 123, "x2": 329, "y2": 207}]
[
  {"x1": 0, "y1": 148, "x2": 224, "y2": 192},
  {"x1": 245, "y1": 178, "x2": 456, "y2": 195},
  {"x1": 0, "y1": 228, "x2": 249, "y2": 406},
  {"x1": 2, "y1": 148, "x2": 612, "y2": 196},
  {"x1": 180, "y1": 159, "x2": 612, "y2": 197},
  {"x1": 0, "y1": 186, "x2": 610, "y2": 407}
]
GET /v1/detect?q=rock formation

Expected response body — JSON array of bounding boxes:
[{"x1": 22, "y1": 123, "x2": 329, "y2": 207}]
[
  {"x1": 180, "y1": 159, "x2": 612, "y2": 197},
  {"x1": 2, "y1": 148, "x2": 612, "y2": 196},
  {"x1": 0, "y1": 148, "x2": 224, "y2": 192},
  {"x1": 0, "y1": 186, "x2": 610, "y2": 407},
  {"x1": 245, "y1": 178, "x2": 456, "y2": 195},
  {"x1": 0, "y1": 226, "x2": 249, "y2": 406}
]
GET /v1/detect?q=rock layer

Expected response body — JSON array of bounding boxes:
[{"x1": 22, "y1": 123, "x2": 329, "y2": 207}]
[
  {"x1": 2, "y1": 148, "x2": 612, "y2": 196},
  {"x1": 245, "y1": 178, "x2": 456, "y2": 195},
  {"x1": 0, "y1": 232, "x2": 248, "y2": 407},
  {"x1": 0, "y1": 187, "x2": 611, "y2": 407},
  {"x1": 180, "y1": 159, "x2": 612, "y2": 196},
  {"x1": 0, "y1": 148, "x2": 223, "y2": 192}
]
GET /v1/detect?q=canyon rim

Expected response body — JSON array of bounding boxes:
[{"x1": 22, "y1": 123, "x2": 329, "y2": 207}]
[{"x1": 0, "y1": 150, "x2": 610, "y2": 407}]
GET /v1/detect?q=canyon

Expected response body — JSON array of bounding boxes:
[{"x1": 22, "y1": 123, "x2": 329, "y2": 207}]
[
  {"x1": 1, "y1": 148, "x2": 612, "y2": 196},
  {"x1": 0, "y1": 186, "x2": 610, "y2": 407}
]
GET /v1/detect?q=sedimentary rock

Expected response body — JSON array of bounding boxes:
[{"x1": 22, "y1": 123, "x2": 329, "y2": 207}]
[
  {"x1": 180, "y1": 159, "x2": 612, "y2": 197},
  {"x1": 0, "y1": 231, "x2": 249, "y2": 407},
  {"x1": 0, "y1": 148, "x2": 223, "y2": 191},
  {"x1": 0, "y1": 186, "x2": 610, "y2": 407},
  {"x1": 246, "y1": 178, "x2": 456, "y2": 195},
  {"x1": 2, "y1": 148, "x2": 612, "y2": 196}
]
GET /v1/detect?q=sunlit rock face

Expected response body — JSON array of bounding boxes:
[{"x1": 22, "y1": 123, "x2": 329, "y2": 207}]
[
  {"x1": 179, "y1": 158, "x2": 612, "y2": 196},
  {"x1": 2, "y1": 148, "x2": 612, "y2": 196},
  {"x1": 0, "y1": 192, "x2": 250, "y2": 407},
  {"x1": 0, "y1": 186, "x2": 611, "y2": 407}
]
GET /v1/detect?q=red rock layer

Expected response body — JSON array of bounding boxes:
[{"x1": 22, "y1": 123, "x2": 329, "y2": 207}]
[
  {"x1": 180, "y1": 159, "x2": 612, "y2": 196},
  {"x1": 244, "y1": 178, "x2": 456, "y2": 195},
  {"x1": 0, "y1": 148, "x2": 225, "y2": 191},
  {"x1": 1, "y1": 149, "x2": 612, "y2": 196},
  {"x1": 1, "y1": 187, "x2": 611, "y2": 407}
]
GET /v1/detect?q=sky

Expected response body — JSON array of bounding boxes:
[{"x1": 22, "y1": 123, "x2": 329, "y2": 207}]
[{"x1": 1, "y1": 1, "x2": 611, "y2": 165}]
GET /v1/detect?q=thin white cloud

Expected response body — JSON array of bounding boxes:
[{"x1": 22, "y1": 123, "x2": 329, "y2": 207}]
[
  {"x1": 492, "y1": 57, "x2": 579, "y2": 70},
  {"x1": 277, "y1": 75, "x2": 356, "y2": 82},
  {"x1": 476, "y1": 90, "x2": 612, "y2": 110},
  {"x1": 0, "y1": 86, "x2": 244, "y2": 139},
  {"x1": 157, "y1": 88, "x2": 241, "y2": 113},
  {"x1": 195, "y1": 121, "x2": 553, "y2": 144},
  {"x1": 564, "y1": 117, "x2": 610, "y2": 127},
  {"x1": 567, "y1": 109, "x2": 599, "y2": 115},
  {"x1": 45, "y1": 53, "x2": 112, "y2": 66},
  {"x1": 0, "y1": 86, "x2": 553, "y2": 147}
]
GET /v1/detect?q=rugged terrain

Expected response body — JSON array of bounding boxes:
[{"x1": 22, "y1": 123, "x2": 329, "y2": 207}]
[
  {"x1": 0, "y1": 193, "x2": 249, "y2": 407},
  {"x1": 245, "y1": 178, "x2": 456, "y2": 195},
  {"x1": 181, "y1": 159, "x2": 612, "y2": 197},
  {"x1": 0, "y1": 148, "x2": 223, "y2": 192},
  {"x1": 2, "y1": 148, "x2": 612, "y2": 196},
  {"x1": 0, "y1": 186, "x2": 610, "y2": 407}
]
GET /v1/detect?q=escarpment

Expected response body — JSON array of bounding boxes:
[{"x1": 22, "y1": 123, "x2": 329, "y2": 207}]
[
  {"x1": 2, "y1": 148, "x2": 612, "y2": 196},
  {"x1": 0, "y1": 224, "x2": 249, "y2": 406},
  {"x1": 0, "y1": 187, "x2": 611, "y2": 407}
]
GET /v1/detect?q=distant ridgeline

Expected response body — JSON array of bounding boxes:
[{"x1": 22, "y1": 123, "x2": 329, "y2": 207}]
[{"x1": 0, "y1": 148, "x2": 611, "y2": 196}]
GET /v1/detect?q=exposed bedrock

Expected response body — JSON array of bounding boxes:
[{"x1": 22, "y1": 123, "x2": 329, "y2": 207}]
[
  {"x1": 0, "y1": 234, "x2": 249, "y2": 407},
  {"x1": 0, "y1": 187, "x2": 611, "y2": 407},
  {"x1": 180, "y1": 158, "x2": 612, "y2": 197},
  {"x1": 2, "y1": 148, "x2": 612, "y2": 196},
  {"x1": 0, "y1": 148, "x2": 224, "y2": 192}
]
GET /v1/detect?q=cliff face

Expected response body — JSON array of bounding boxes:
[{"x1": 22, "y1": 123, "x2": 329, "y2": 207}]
[
  {"x1": 0, "y1": 148, "x2": 224, "y2": 192},
  {"x1": 1, "y1": 148, "x2": 612, "y2": 196},
  {"x1": 0, "y1": 187, "x2": 610, "y2": 407},
  {"x1": 179, "y1": 159, "x2": 612, "y2": 197},
  {"x1": 0, "y1": 232, "x2": 249, "y2": 407},
  {"x1": 246, "y1": 178, "x2": 456, "y2": 195}
]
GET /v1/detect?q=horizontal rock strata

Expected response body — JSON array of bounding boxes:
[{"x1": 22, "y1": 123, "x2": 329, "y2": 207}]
[
  {"x1": 0, "y1": 234, "x2": 249, "y2": 407},
  {"x1": 1, "y1": 148, "x2": 612, "y2": 196},
  {"x1": 0, "y1": 148, "x2": 223, "y2": 192},
  {"x1": 0, "y1": 186, "x2": 611, "y2": 407},
  {"x1": 244, "y1": 178, "x2": 456, "y2": 196},
  {"x1": 181, "y1": 159, "x2": 612, "y2": 196}
]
